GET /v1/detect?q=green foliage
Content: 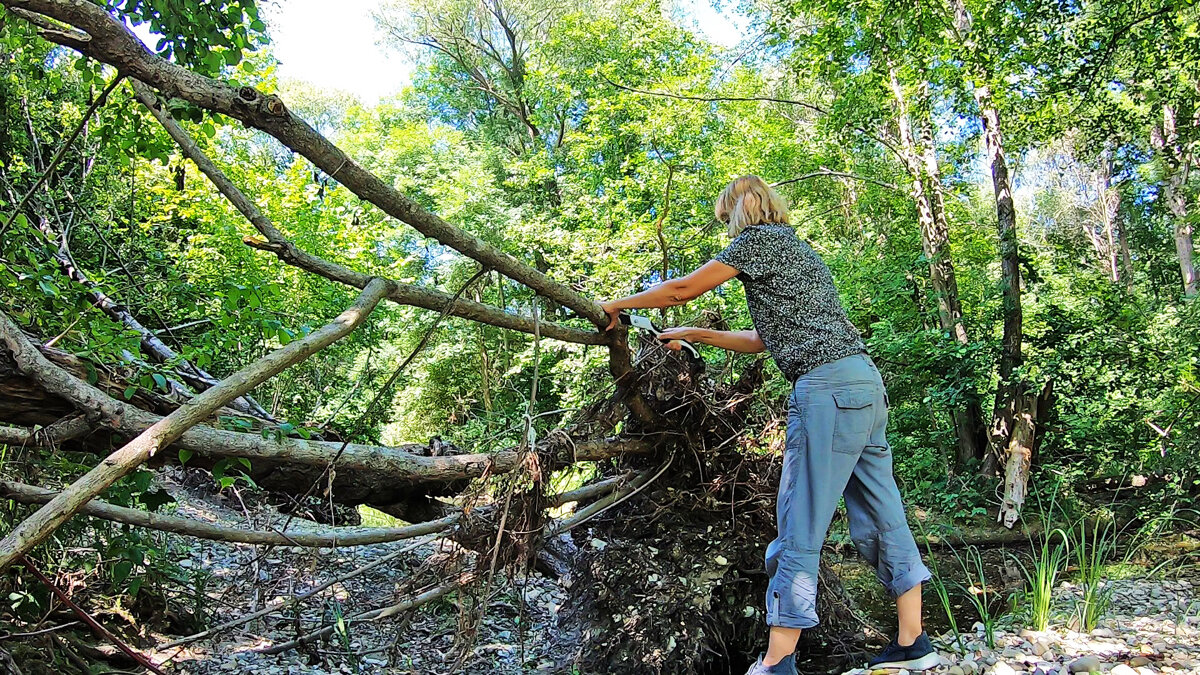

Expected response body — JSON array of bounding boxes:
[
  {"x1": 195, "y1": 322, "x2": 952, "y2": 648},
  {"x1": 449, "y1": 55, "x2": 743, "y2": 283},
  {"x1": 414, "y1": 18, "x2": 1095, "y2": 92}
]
[
  {"x1": 111, "y1": 0, "x2": 267, "y2": 75},
  {"x1": 1012, "y1": 498, "x2": 1071, "y2": 632}
]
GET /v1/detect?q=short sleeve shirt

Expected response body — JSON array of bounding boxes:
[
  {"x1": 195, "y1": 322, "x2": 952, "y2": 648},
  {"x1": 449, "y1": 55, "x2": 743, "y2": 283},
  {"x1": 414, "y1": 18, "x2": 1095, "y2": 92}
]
[{"x1": 715, "y1": 224, "x2": 866, "y2": 380}]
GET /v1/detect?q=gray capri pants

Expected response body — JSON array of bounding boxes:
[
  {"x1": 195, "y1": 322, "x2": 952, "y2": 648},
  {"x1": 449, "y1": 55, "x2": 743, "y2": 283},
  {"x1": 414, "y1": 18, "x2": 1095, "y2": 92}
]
[{"x1": 765, "y1": 353, "x2": 931, "y2": 629}]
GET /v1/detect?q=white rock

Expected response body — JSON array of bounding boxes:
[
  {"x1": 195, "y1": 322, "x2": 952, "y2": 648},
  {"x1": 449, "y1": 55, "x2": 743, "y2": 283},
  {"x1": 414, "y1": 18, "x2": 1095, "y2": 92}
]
[{"x1": 990, "y1": 661, "x2": 1018, "y2": 675}]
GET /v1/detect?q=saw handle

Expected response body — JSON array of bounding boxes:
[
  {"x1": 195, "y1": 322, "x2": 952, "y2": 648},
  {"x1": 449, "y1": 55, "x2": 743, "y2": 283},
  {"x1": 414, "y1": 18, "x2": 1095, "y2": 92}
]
[{"x1": 656, "y1": 333, "x2": 702, "y2": 362}]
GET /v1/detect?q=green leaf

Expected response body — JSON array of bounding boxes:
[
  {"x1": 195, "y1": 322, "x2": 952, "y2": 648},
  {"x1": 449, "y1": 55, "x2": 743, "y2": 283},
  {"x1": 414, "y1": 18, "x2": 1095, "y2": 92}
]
[
  {"x1": 112, "y1": 560, "x2": 133, "y2": 584},
  {"x1": 151, "y1": 373, "x2": 168, "y2": 391},
  {"x1": 123, "y1": 386, "x2": 138, "y2": 400},
  {"x1": 178, "y1": 448, "x2": 194, "y2": 464}
]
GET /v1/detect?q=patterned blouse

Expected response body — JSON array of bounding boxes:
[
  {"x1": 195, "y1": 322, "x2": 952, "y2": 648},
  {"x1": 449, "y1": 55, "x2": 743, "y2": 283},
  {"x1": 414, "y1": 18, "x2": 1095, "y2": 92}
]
[{"x1": 715, "y1": 224, "x2": 866, "y2": 381}]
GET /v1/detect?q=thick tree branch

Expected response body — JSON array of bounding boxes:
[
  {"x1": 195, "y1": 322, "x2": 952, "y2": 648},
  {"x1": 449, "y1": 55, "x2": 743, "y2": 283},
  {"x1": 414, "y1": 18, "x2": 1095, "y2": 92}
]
[
  {"x1": 0, "y1": 480, "x2": 456, "y2": 547},
  {"x1": 0, "y1": 416, "x2": 90, "y2": 446},
  {"x1": 2, "y1": 0, "x2": 605, "y2": 326},
  {"x1": 0, "y1": 278, "x2": 391, "y2": 571},
  {"x1": 0, "y1": 339, "x2": 654, "y2": 489},
  {"x1": 1, "y1": 473, "x2": 629, "y2": 550}
]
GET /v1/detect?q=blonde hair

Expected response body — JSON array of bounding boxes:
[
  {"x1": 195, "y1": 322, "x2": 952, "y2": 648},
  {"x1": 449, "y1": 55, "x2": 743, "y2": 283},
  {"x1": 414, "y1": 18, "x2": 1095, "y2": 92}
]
[{"x1": 714, "y1": 175, "x2": 789, "y2": 237}]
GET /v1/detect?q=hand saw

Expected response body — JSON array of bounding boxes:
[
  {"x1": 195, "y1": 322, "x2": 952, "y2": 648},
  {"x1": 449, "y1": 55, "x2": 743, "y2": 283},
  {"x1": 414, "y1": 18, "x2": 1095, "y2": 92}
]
[{"x1": 618, "y1": 313, "x2": 702, "y2": 362}]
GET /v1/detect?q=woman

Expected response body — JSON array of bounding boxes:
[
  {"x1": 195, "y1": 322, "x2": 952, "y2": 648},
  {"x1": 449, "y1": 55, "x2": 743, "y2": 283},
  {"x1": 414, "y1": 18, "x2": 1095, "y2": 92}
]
[{"x1": 600, "y1": 176, "x2": 937, "y2": 675}]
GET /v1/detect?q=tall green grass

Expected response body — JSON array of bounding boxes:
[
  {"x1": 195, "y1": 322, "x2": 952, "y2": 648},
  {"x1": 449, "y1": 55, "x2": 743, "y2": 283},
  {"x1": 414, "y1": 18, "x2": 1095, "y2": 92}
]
[
  {"x1": 1070, "y1": 513, "x2": 1120, "y2": 632},
  {"x1": 918, "y1": 522, "x2": 963, "y2": 651},
  {"x1": 1012, "y1": 493, "x2": 1070, "y2": 631},
  {"x1": 958, "y1": 544, "x2": 1001, "y2": 648}
]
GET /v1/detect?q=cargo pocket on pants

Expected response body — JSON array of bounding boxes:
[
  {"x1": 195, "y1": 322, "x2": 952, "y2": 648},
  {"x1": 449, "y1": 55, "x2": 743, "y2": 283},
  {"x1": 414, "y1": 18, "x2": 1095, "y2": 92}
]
[{"x1": 832, "y1": 390, "x2": 874, "y2": 453}]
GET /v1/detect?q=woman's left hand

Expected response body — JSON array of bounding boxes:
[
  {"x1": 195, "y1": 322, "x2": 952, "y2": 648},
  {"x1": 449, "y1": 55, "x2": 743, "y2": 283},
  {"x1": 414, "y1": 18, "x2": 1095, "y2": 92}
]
[{"x1": 658, "y1": 326, "x2": 702, "y2": 345}]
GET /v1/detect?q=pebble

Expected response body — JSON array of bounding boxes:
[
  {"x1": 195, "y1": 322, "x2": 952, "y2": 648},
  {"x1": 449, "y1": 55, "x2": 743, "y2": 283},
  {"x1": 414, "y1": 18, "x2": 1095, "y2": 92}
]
[
  {"x1": 1068, "y1": 656, "x2": 1102, "y2": 673},
  {"x1": 990, "y1": 662, "x2": 1017, "y2": 675},
  {"x1": 1110, "y1": 665, "x2": 1137, "y2": 675}
]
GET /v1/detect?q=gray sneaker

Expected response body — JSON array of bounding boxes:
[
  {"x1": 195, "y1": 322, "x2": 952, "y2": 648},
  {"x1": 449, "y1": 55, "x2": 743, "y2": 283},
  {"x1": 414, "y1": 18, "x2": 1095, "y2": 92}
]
[{"x1": 745, "y1": 652, "x2": 798, "y2": 675}]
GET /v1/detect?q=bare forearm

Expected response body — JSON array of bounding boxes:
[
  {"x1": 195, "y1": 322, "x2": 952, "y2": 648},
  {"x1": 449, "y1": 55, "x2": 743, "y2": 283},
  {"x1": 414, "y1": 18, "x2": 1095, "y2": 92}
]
[
  {"x1": 606, "y1": 280, "x2": 694, "y2": 311},
  {"x1": 692, "y1": 329, "x2": 765, "y2": 353}
]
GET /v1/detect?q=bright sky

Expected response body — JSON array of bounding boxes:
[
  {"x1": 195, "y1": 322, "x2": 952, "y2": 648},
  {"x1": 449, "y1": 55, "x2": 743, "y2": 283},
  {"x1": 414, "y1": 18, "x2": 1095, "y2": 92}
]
[{"x1": 263, "y1": 0, "x2": 750, "y2": 104}]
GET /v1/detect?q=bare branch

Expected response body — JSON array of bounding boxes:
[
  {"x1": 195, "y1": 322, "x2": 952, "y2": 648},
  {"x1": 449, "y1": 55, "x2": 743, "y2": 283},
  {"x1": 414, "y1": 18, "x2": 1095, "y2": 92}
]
[
  {"x1": 158, "y1": 533, "x2": 444, "y2": 649},
  {"x1": 772, "y1": 170, "x2": 900, "y2": 192},
  {"x1": 255, "y1": 574, "x2": 472, "y2": 655},
  {"x1": 0, "y1": 480, "x2": 456, "y2": 547},
  {"x1": 0, "y1": 278, "x2": 391, "y2": 571},
  {"x1": 602, "y1": 75, "x2": 909, "y2": 168},
  {"x1": 0, "y1": 73, "x2": 122, "y2": 237}
]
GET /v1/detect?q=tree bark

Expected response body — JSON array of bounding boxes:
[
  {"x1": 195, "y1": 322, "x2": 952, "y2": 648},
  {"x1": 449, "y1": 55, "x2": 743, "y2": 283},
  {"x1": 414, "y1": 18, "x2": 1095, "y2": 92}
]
[
  {"x1": 997, "y1": 392, "x2": 1036, "y2": 528},
  {"x1": 973, "y1": 83, "x2": 1025, "y2": 466},
  {"x1": 947, "y1": 0, "x2": 1039, "y2": 524},
  {"x1": 0, "y1": 278, "x2": 390, "y2": 571}
]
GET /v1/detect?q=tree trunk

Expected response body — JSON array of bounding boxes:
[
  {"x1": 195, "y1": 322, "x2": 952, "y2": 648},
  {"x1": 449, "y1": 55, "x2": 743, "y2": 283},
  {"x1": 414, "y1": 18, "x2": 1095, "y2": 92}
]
[
  {"x1": 973, "y1": 83, "x2": 1025, "y2": 472},
  {"x1": 888, "y1": 66, "x2": 985, "y2": 467},
  {"x1": 1098, "y1": 150, "x2": 1124, "y2": 285},
  {"x1": 1155, "y1": 103, "x2": 1197, "y2": 297},
  {"x1": 947, "y1": 0, "x2": 1038, "y2": 523}
]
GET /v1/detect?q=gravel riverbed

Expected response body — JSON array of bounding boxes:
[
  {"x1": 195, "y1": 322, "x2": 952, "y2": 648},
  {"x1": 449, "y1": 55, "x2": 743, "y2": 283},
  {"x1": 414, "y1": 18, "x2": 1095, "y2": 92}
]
[{"x1": 847, "y1": 578, "x2": 1200, "y2": 675}]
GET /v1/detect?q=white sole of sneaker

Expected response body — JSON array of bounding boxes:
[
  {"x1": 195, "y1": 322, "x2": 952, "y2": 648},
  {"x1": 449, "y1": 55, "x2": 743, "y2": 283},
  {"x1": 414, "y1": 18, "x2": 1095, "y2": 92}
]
[{"x1": 871, "y1": 652, "x2": 942, "y2": 671}]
